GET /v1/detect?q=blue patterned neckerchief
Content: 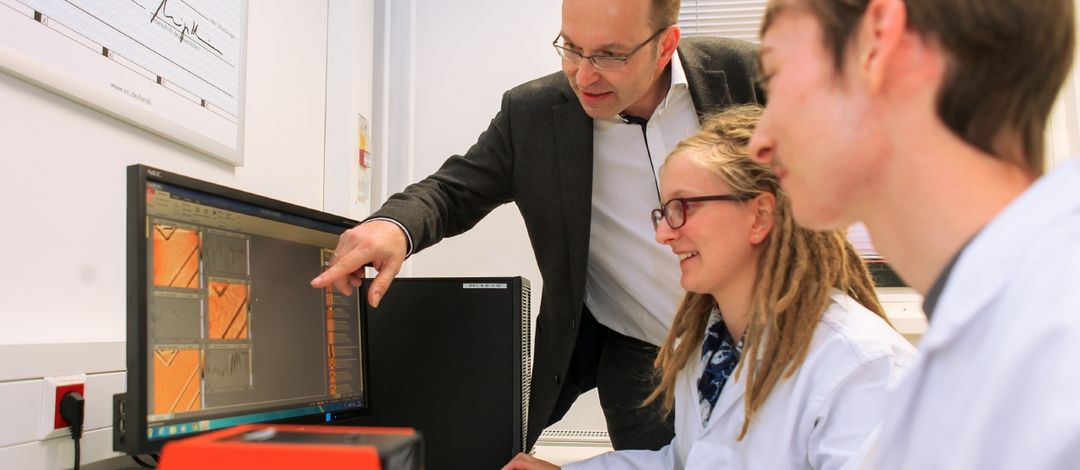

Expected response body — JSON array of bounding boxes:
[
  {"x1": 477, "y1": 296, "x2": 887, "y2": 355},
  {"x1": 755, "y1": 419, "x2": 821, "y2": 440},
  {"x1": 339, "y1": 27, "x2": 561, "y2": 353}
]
[{"x1": 697, "y1": 309, "x2": 744, "y2": 427}]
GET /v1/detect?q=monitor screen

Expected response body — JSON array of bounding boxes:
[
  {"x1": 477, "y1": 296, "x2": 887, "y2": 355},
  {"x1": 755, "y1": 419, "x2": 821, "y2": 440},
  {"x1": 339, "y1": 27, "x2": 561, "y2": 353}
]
[{"x1": 115, "y1": 165, "x2": 369, "y2": 454}]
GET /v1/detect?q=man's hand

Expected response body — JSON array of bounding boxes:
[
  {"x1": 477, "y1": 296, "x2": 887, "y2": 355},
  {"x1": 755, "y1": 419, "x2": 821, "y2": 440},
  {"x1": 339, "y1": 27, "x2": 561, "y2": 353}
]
[{"x1": 310, "y1": 220, "x2": 407, "y2": 307}]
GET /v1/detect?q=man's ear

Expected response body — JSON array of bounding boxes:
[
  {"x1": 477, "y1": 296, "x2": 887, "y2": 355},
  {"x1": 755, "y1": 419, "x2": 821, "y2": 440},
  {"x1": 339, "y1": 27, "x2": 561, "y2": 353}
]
[
  {"x1": 748, "y1": 192, "x2": 776, "y2": 245},
  {"x1": 658, "y1": 25, "x2": 681, "y2": 67},
  {"x1": 856, "y1": 0, "x2": 907, "y2": 93}
]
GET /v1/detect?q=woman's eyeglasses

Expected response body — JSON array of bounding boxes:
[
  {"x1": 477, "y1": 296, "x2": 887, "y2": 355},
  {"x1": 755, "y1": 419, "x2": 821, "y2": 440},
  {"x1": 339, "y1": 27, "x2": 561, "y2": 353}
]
[{"x1": 651, "y1": 194, "x2": 754, "y2": 230}]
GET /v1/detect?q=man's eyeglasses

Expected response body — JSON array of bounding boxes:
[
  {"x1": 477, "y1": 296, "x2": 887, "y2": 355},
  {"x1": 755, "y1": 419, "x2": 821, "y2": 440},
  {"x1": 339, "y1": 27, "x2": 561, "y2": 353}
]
[
  {"x1": 651, "y1": 194, "x2": 754, "y2": 230},
  {"x1": 553, "y1": 27, "x2": 668, "y2": 71}
]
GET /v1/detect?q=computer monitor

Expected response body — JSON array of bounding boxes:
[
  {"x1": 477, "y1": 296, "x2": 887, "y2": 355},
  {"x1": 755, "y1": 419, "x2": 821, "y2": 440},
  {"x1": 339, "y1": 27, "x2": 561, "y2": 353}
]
[{"x1": 114, "y1": 164, "x2": 369, "y2": 455}]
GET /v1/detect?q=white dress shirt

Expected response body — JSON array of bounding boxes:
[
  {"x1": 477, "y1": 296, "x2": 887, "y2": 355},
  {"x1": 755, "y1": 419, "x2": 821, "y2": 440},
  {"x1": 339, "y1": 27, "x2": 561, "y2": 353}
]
[{"x1": 586, "y1": 51, "x2": 701, "y2": 345}]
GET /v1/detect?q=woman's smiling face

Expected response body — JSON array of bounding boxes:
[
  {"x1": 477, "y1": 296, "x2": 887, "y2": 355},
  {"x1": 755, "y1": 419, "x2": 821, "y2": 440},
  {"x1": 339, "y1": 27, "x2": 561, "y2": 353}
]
[{"x1": 654, "y1": 150, "x2": 768, "y2": 297}]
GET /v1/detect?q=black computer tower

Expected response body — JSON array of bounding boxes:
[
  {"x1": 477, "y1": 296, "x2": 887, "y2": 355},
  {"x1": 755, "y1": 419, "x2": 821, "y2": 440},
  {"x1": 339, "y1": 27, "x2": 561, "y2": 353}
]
[{"x1": 348, "y1": 277, "x2": 532, "y2": 470}]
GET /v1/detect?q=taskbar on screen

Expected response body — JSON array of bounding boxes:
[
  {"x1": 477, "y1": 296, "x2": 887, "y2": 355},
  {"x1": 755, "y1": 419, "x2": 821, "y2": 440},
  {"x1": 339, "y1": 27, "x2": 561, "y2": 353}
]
[{"x1": 147, "y1": 398, "x2": 366, "y2": 440}]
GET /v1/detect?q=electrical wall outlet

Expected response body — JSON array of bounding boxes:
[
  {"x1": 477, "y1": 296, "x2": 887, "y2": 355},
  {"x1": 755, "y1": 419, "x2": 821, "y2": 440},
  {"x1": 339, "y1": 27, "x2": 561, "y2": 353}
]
[{"x1": 39, "y1": 373, "x2": 86, "y2": 440}]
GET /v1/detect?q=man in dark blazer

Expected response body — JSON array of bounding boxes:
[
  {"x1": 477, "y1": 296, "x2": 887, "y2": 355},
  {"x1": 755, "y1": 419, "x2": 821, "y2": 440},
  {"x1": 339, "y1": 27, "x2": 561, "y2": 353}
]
[{"x1": 313, "y1": 0, "x2": 762, "y2": 452}]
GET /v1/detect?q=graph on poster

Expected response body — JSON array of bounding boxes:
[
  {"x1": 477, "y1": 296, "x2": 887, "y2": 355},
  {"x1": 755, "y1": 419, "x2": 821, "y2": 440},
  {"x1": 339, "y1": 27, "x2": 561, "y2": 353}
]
[{"x1": 0, "y1": 0, "x2": 246, "y2": 164}]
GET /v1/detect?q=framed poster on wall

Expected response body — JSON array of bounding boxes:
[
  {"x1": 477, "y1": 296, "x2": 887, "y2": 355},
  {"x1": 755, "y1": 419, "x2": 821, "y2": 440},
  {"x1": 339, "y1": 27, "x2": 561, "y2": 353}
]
[{"x1": 0, "y1": 0, "x2": 247, "y2": 165}]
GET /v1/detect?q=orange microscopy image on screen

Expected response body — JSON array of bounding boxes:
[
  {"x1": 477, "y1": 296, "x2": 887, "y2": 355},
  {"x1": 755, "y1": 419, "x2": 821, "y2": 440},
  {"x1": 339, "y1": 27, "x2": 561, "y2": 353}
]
[
  {"x1": 153, "y1": 225, "x2": 201, "y2": 288},
  {"x1": 325, "y1": 285, "x2": 337, "y2": 395},
  {"x1": 209, "y1": 281, "x2": 249, "y2": 339},
  {"x1": 153, "y1": 349, "x2": 202, "y2": 414}
]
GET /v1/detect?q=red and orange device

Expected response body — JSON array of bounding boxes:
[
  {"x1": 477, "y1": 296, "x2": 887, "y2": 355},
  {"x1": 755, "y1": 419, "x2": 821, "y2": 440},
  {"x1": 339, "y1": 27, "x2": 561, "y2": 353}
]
[{"x1": 158, "y1": 424, "x2": 422, "y2": 470}]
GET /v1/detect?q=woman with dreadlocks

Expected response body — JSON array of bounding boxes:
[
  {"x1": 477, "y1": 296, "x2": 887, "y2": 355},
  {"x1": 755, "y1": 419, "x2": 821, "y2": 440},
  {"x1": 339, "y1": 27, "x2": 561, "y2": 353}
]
[{"x1": 505, "y1": 105, "x2": 915, "y2": 469}]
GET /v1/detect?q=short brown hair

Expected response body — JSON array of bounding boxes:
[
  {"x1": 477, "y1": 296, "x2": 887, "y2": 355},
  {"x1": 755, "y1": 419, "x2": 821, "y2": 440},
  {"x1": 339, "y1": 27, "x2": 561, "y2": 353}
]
[
  {"x1": 763, "y1": 0, "x2": 1076, "y2": 176},
  {"x1": 651, "y1": 0, "x2": 680, "y2": 31}
]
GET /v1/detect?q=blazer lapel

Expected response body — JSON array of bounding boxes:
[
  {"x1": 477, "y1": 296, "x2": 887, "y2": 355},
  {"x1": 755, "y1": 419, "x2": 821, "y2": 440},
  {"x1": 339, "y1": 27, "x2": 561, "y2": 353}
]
[{"x1": 553, "y1": 97, "x2": 594, "y2": 305}]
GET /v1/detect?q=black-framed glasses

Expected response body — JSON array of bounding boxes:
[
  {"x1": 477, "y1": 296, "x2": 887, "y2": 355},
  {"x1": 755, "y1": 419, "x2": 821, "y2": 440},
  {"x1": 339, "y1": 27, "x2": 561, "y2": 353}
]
[
  {"x1": 651, "y1": 194, "x2": 754, "y2": 230},
  {"x1": 552, "y1": 27, "x2": 669, "y2": 71}
]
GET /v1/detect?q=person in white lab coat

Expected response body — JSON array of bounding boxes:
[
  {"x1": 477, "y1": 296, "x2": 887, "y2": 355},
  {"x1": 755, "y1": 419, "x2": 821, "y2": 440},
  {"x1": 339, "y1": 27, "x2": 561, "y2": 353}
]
[
  {"x1": 504, "y1": 106, "x2": 915, "y2": 470},
  {"x1": 748, "y1": 0, "x2": 1080, "y2": 468}
]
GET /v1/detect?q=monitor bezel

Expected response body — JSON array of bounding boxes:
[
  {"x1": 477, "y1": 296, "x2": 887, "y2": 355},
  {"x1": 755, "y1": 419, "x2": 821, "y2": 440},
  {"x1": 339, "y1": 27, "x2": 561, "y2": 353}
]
[{"x1": 124, "y1": 164, "x2": 370, "y2": 454}]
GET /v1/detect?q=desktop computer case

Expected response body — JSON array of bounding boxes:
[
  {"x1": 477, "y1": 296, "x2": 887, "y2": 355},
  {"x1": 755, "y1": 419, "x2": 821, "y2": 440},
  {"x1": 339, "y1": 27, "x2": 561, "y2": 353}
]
[{"x1": 350, "y1": 277, "x2": 531, "y2": 470}]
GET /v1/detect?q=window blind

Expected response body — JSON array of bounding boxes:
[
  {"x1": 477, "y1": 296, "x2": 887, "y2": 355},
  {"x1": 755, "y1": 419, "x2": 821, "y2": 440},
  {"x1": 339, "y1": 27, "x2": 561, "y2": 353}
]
[{"x1": 678, "y1": 0, "x2": 768, "y2": 43}]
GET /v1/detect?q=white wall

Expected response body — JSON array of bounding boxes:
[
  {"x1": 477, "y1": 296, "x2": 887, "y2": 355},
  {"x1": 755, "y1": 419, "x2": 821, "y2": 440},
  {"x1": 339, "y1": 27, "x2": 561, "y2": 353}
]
[
  {"x1": 0, "y1": 1, "x2": 374, "y2": 467},
  {"x1": 384, "y1": 0, "x2": 559, "y2": 294},
  {"x1": 325, "y1": 0, "x2": 376, "y2": 220}
]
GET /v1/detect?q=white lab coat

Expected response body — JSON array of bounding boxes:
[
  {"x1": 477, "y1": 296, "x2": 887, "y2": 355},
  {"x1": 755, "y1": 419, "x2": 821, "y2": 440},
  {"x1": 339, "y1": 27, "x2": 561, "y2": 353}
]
[
  {"x1": 564, "y1": 292, "x2": 915, "y2": 470},
  {"x1": 855, "y1": 159, "x2": 1080, "y2": 469}
]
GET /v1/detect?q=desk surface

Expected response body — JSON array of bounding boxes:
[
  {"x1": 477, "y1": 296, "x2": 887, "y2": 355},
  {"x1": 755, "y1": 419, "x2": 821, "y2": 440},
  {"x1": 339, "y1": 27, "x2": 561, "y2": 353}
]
[
  {"x1": 533, "y1": 443, "x2": 612, "y2": 465},
  {"x1": 80, "y1": 454, "x2": 148, "y2": 470}
]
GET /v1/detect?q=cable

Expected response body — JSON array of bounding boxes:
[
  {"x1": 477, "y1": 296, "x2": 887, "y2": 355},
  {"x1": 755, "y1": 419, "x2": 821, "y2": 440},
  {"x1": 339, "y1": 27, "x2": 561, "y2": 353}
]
[
  {"x1": 618, "y1": 113, "x2": 663, "y2": 204},
  {"x1": 59, "y1": 391, "x2": 85, "y2": 470}
]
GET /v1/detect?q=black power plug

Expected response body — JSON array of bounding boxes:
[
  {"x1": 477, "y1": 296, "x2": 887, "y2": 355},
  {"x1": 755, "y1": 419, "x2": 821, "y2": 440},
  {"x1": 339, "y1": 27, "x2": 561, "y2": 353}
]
[{"x1": 60, "y1": 391, "x2": 85, "y2": 470}]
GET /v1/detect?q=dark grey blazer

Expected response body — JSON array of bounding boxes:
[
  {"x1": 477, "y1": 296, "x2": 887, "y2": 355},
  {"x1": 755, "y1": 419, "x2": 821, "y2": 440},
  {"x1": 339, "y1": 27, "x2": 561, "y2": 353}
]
[{"x1": 371, "y1": 36, "x2": 763, "y2": 448}]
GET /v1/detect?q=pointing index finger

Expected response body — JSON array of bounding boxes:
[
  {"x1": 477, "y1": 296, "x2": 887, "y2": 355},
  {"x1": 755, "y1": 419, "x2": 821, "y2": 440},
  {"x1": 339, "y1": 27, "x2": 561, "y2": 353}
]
[{"x1": 311, "y1": 249, "x2": 371, "y2": 289}]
